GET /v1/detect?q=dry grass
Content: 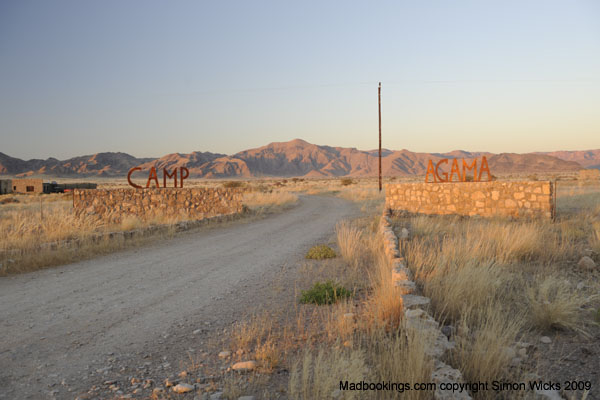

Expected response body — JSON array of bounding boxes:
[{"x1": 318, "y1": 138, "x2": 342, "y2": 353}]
[
  {"x1": 254, "y1": 334, "x2": 281, "y2": 372},
  {"x1": 230, "y1": 312, "x2": 274, "y2": 353},
  {"x1": 364, "y1": 326, "x2": 433, "y2": 400},
  {"x1": 0, "y1": 186, "x2": 299, "y2": 275},
  {"x1": 324, "y1": 300, "x2": 356, "y2": 342},
  {"x1": 591, "y1": 221, "x2": 600, "y2": 253},
  {"x1": 450, "y1": 303, "x2": 525, "y2": 399},
  {"x1": 526, "y1": 272, "x2": 594, "y2": 333},
  {"x1": 403, "y1": 214, "x2": 587, "y2": 328},
  {"x1": 364, "y1": 252, "x2": 404, "y2": 331},
  {"x1": 288, "y1": 346, "x2": 369, "y2": 400},
  {"x1": 335, "y1": 220, "x2": 362, "y2": 265},
  {"x1": 242, "y1": 190, "x2": 298, "y2": 213},
  {"x1": 388, "y1": 184, "x2": 600, "y2": 398},
  {"x1": 0, "y1": 197, "x2": 198, "y2": 275}
]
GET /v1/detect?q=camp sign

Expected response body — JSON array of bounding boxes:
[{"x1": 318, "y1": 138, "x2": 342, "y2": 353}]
[
  {"x1": 425, "y1": 156, "x2": 492, "y2": 183},
  {"x1": 127, "y1": 167, "x2": 189, "y2": 188}
]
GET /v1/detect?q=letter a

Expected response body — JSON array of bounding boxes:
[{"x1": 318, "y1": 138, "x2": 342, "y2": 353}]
[
  {"x1": 478, "y1": 156, "x2": 492, "y2": 181},
  {"x1": 425, "y1": 160, "x2": 437, "y2": 182},
  {"x1": 146, "y1": 167, "x2": 160, "y2": 188},
  {"x1": 449, "y1": 159, "x2": 462, "y2": 182}
]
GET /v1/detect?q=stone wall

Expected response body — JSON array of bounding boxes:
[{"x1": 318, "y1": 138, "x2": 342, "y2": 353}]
[
  {"x1": 579, "y1": 169, "x2": 600, "y2": 181},
  {"x1": 74, "y1": 188, "x2": 244, "y2": 222},
  {"x1": 12, "y1": 178, "x2": 44, "y2": 194},
  {"x1": 385, "y1": 181, "x2": 554, "y2": 218}
]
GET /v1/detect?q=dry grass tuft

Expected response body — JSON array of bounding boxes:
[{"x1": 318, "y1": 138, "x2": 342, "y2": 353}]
[
  {"x1": 526, "y1": 273, "x2": 593, "y2": 333},
  {"x1": 324, "y1": 300, "x2": 356, "y2": 342},
  {"x1": 288, "y1": 347, "x2": 369, "y2": 400},
  {"x1": 336, "y1": 220, "x2": 362, "y2": 265},
  {"x1": 255, "y1": 334, "x2": 281, "y2": 372},
  {"x1": 422, "y1": 261, "x2": 505, "y2": 323},
  {"x1": 450, "y1": 304, "x2": 525, "y2": 399},
  {"x1": 230, "y1": 313, "x2": 274, "y2": 353},
  {"x1": 364, "y1": 252, "x2": 404, "y2": 331},
  {"x1": 365, "y1": 326, "x2": 433, "y2": 400}
]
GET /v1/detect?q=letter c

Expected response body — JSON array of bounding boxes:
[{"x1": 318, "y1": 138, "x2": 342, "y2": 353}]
[{"x1": 127, "y1": 167, "x2": 143, "y2": 188}]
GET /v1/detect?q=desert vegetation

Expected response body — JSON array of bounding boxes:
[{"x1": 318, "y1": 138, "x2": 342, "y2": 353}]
[
  {"x1": 392, "y1": 180, "x2": 600, "y2": 398},
  {"x1": 0, "y1": 187, "x2": 298, "y2": 275},
  {"x1": 2, "y1": 175, "x2": 599, "y2": 398},
  {"x1": 213, "y1": 177, "x2": 600, "y2": 399}
]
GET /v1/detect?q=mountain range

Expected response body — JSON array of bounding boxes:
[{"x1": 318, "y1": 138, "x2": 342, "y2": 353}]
[{"x1": 0, "y1": 139, "x2": 596, "y2": 179}]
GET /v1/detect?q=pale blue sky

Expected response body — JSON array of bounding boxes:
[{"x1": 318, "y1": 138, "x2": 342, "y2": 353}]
[{"x1": 1, "y1": 1, "x2": 599, "y2": 159}]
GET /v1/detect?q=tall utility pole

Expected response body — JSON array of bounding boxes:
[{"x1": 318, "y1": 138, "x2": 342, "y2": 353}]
[{"x1": 378, "y1": 82, "x2": 382, "y2": 192}]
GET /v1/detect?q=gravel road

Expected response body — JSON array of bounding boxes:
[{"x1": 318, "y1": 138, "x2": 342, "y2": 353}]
[{"x1": 0, "y1": 195, "x2": 356, "y2": 399}]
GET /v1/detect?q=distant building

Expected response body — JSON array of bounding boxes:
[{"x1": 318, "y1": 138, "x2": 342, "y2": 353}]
[
  {"x1": 12, "y1": 178, "x2": 44, "y2": 194},
  {"x1": 0, "y1": 179, "x2": 12, "y2": 194},
  {"x1": 43, "y1": 182, "x2": 98, "y2": 193},
  {"x1": 0, "y1": 179, "x2": 97, "y2": 195}
]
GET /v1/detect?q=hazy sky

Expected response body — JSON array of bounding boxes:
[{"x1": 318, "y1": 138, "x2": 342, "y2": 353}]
[{"x1": 1, "y1": 1, "x2": 599, "y2": 160}]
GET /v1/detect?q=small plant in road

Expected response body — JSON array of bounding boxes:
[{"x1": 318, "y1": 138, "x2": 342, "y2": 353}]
[{"x1": 305, "y1": 245, "x2": 336, "y2": 260}]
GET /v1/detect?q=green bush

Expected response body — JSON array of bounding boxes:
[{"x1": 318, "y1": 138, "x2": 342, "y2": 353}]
[
  {"x1": 223, "y1": 181, "x2": 244, "y2": 188},
  {"x1": 300, "y1": 281, "x2": 352, "y2": 305},
  {"x1": 305, "y1": 245, "x2": 336, "y2": 260},
  {"x1": 340, "y1": 178, "x2": 354, "y2": 186}
]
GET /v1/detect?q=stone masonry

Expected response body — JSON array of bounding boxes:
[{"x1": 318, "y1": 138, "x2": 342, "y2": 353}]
[
  {"x1": 74, "y1": 188, "x2": 244, "y2": 222},
  {"x1": 385, "y1": 181, "x2": 553, "y2": 219},
  {"x1": 11, "y1": 178, "x2": 44, "y2": 194}
]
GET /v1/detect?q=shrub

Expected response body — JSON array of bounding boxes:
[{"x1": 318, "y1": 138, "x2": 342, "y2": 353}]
[
  {"x1": 300, "y1": 281, "x2": 352, "y2": 305},
  {"x1": 340, "y1": 178, "x2": 354, "y2": 186},
  {"x1": 0, "y1": 197, "x2": 19, "y2": 204},
  {"x1": 305, "y1": 245, "x2": 336, "y2": 260},
  {"x1": 526, "y1": 273, "x2": 591, "y2": 332},
  {"x1": 222, "y1": 181, "x2": 244, "y2": 188}
]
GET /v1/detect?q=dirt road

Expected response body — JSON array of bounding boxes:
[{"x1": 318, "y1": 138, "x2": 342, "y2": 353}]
[{"x1": 0, "y1": 195, "x2": 356, "y2": 399}]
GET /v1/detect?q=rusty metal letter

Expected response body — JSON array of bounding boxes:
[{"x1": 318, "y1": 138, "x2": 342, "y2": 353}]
[
  {"x1": 163, "y1": 168, "x2": 178, "y2": 188},
  {"x1": 179, "y1": 167, "x2": 189, "y2": 188},
  {"x1": 127, "y1": 167, "x2": 143, "y2": 189},
  {"x1": 478, "y1": 156, "x2": 492, "y2": 182},
  {"x1": 462, "y1": 159, "x2": 477, "y2": 182},
  {"x1": 425, "y1": 160, "x2": 437, "y2": 183},
  {"x1": 435, "y1": 159, "x2": 449, "y2": 182},
  {"x1": 449, "y1": 158, "x2": 462, "y2": 182},
  {"x1": 146, "y1": 167, "x2": 160, "y2": 188}
]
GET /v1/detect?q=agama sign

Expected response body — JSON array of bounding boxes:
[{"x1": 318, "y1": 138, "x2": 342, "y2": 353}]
[
  {"x1": 425, "y1": 156, "x2": 492, "y2": 183},
  {"x1": 128, "y1": 167, "x2": 189, "y2": 188}
]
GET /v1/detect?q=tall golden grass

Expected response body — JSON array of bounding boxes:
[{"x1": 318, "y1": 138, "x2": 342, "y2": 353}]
[
  {"x1": 394, "y1": 188, "x2": 600, "y2": 396},
  {"x1": 242, "y1": 190, "x2": 298, "y2": 213}
]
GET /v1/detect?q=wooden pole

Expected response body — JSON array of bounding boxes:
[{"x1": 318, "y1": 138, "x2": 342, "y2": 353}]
[{"x1": 378, "y1": 82, "x2": 382, "y2": 192}]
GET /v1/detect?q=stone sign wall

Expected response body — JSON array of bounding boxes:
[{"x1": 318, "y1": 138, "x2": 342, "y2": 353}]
[
  {"x1": 579, "y1": 169, "x2": 600, "y2": 181},
  {"x1": 74, "y1": 188, "x2": 244, "y2": 222},
  {"x1": 385, "y1": 181, "x2": 554, "y2": 218}
]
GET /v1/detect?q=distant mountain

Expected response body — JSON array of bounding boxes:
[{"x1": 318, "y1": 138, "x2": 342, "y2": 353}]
[
  {"x1": 0, "y1": 140, "x2": 593, "y2": 179},
  {"x1": 536, "y1": 150, "x2": 600, "y2": 170},
  {"x1": 0, "y1": 151, "x2": 154, "y2": 177}
]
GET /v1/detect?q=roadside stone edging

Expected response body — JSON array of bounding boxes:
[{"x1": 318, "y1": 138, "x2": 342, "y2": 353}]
[{"x1": 379, "y1": 208, "x2": 472, "y2": 400}]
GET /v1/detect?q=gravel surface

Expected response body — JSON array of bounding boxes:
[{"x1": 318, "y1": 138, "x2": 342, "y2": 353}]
[{"x1": 0, "y1": 195, "x2": 356, "y2": 399}]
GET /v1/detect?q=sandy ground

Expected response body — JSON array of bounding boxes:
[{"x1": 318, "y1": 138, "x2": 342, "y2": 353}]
[{"x1": 0, "y1": 195, "x2": 357, "y2": 399}]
